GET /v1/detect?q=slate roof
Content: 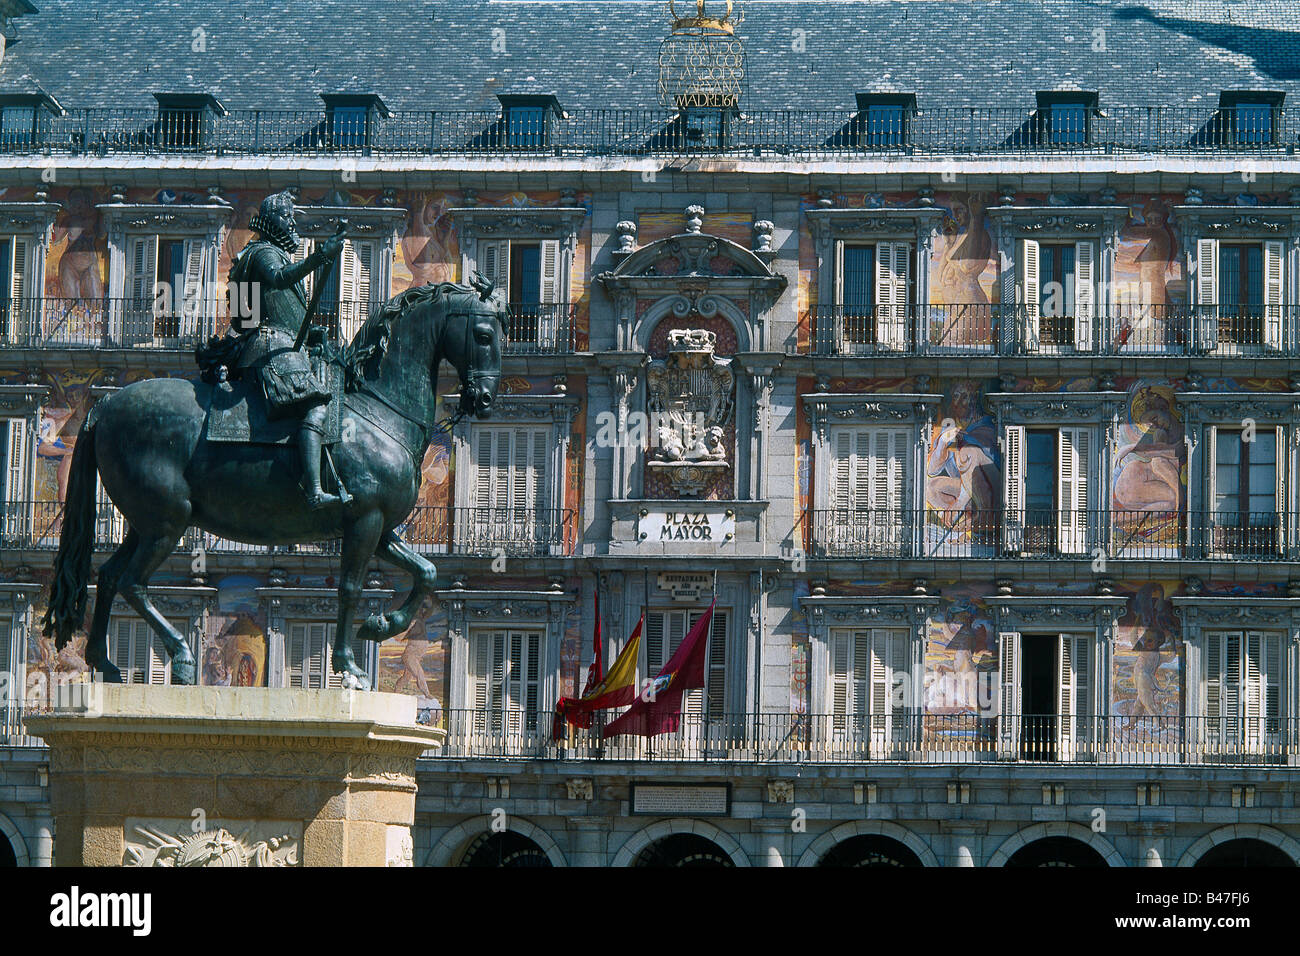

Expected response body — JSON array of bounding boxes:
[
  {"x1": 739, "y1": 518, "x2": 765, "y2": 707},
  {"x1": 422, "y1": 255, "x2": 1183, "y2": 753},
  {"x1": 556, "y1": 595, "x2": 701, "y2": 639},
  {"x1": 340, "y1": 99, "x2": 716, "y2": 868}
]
[{"x1": 0, "y1": 0, "x2": 1297, "y2": 113}]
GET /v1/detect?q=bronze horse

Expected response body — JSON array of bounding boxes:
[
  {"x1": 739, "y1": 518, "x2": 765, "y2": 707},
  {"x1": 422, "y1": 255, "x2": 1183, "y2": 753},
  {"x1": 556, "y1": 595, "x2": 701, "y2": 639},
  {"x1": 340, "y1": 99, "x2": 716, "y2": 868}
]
[{"x1": 42, "y1": 279, "x2": 505, "y2": 688}]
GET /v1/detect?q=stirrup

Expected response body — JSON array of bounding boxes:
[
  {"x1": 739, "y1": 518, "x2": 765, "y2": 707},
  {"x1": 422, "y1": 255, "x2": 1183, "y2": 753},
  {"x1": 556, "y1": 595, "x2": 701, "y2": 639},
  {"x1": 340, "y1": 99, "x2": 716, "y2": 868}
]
[{"x1": 304, "y1": 487, "x2": 341, "y2": 510}]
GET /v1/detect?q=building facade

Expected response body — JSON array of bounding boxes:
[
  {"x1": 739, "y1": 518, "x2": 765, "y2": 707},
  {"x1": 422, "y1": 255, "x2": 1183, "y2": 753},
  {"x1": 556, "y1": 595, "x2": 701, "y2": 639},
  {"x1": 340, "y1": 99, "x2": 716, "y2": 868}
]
[{"x1": 2, "y1": 0, "x2": 1300, "y2": 867}]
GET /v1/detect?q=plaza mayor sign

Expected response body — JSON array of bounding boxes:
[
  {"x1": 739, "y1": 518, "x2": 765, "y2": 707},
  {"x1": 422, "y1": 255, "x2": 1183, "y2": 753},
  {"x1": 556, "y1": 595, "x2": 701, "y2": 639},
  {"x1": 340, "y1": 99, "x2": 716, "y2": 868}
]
[{"x1": 641, "y1": 509, "x2": 735, "y2": 543}]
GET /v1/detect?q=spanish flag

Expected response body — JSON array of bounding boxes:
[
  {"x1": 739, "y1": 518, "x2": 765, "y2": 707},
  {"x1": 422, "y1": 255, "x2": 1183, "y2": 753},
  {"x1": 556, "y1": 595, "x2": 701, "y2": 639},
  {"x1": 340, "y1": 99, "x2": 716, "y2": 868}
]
[
  {"x1": 603, "y1": 600, "x2": 713, "y2": 739},
  {"x1": 553, "y1": 613, "x2": 643, "y2": 737}
]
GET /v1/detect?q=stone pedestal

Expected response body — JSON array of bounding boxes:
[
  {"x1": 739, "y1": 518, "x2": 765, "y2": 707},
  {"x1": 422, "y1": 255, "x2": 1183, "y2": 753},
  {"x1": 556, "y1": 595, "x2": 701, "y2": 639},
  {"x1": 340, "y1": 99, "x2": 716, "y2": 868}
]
[{"x1": 25, "y1": 685, "x2": 443, "y2": 867}]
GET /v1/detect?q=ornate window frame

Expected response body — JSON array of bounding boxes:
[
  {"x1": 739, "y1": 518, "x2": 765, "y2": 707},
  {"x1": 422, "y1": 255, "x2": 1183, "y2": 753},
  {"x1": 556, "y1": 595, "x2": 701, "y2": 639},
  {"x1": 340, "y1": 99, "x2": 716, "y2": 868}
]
[
  {"x1": 437, "y1": 586, "x2": 577, "y2": 714},
  {"x1": 806, "y1": 207, "x2": 943, "y2": 315},
  {"x1": 1172, "y1": 596, "x2": 1300, "y2": 752},
  {"x1": 450, "y1": 205, "x2": 586, "y2": 301},
  {"x1": 802, "y1": 391, "x2": 941, "y2": 554},
  {"x1": 800, "y1": 593, "x2": 936, "y2": 719},
  {"x1": 99, "y1": 201, "x2": 234, "y2": 343},
  {"x1": 988, "y1": 205, "x2": 1127, "y2": 353},
  {"x1": 1172, "y1": 205, "x2": 1300, "y2": 353},
  {"x1": 0, "y1": 201, "x2": 59, "y2": 342},
  {"x1": 449, "y1": 394, "x2": 580, "y2": 555},
  {"x1": 256, "y1": 586, "x2": 393, "y2": 688},
  {"x1": 989, "y1": 593, "x2": 1129, "y2": 757},
  {"x1": 1179, "y1": 391, "x2": 1299, "y2": 557}
]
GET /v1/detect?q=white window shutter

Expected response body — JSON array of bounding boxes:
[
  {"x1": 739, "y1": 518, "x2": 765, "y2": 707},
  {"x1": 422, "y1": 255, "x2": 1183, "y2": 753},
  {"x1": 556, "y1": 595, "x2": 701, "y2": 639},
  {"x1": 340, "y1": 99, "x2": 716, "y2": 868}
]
[
  {"x1": 1057, "y1": 427, "x2": 1091, "y2": 554},
  {"x1": 1197, "y1": 237, "x2": 1219, "y2": 347},
  {"x1": 473, "y1": 429, "x2": 495, "y2": 510},
  {"x1": 3, "y1": 418, "x2": 28, "y2": 506},
  {"x1": 479, "y1": 240, "x2": 509, "y2": 294},
  {"x1": 1003, "y1": 425, "x2": 1026, "y2": 552},
  {"x1": 1019, "y1": 239, "x2": 1040, "y2": 351},
  {"x1": 289, "y1": 237, "x2": 315, "y2": 299},
  {"x1": 1275, "y1": 426, "x2": 1286, "y2": 555},
  {"x1": 997, "y1": 631, "x2": 1021, "y2": 758},
  {"x1": 539, "y1": 239, "x2": 561, "y2": 304},
  {"x1": 832, "y1": 430, "x2": 852, "y2": 511},
  {"x1": 7, "y1": 237, "x2": 28, "y2": 342},
  {"x1": 0, "y1": 617, "x2": 11, "y2": 698},
  {"x1": 131, "y1": 620, "x2": 149, "y2": 686},
  {"x1": 679, "y1": 611, "x2": 704, "y2": 716},
  {"x1": 832, "y1": 240, "x2": 845, "y2": 307},
  {"x1": 875, "y1": 242, "x2": 908, "y2": 351},
  {"x1": 344, "y1": 240, "x2": 377, "y2": 344},
  {"x1": 128, "y1": 236, "x2": 158, "y2": 303},
  {"x1": 645, "y1": 611, "x2": 666, "y2": 677},
  {"x1": 1057, "y1": 634, "x2": 1089, "y2": 760},
  {"x1": 1223, "y1": 631, "x2": 1242, "y2": 747},
  {"x1": 337, "y1": 238, "x2": 359, "y2": 327},
  {"x1": 1263, "y1": 240, "x2": 1284, "y2": 350},
  {"x1": 179, "y1": 238, "x2": 208, "y2": 337},
  {"x1": 287, "y1": 623, "x2": 306, "y2": 688},
  {"x1": 1073, "y1": 241, "x2": 1095, "y2": 350},
  {"x1": 148, "y1": 628, "x2": 170, "y2": 685},
  {"x1": 830, "y1": 631, "x2": 850, "y2": 719},
  {"x1": 111, "y1": 619, "x2": 134, "y2": 683},
  {"x1": 1206, "y1": 424, "x2": 1220, "y2": 519}
]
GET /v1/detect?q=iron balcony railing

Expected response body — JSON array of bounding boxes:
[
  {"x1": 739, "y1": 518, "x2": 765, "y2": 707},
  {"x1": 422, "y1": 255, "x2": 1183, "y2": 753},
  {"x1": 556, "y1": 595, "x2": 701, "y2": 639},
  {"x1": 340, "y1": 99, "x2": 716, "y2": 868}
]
[
  {"x1": 3, "y1": 106, "x2": 1299, "y2": 159},
  {"x1": 796, "y1": 303, "x2": 1300, "y2": 356},
  {"x1": 806, "y1": 509, "x2": 1293, "y2": 562},
  {"x1": 0, "y1": 701, "x2": 45, "y2": 748},
  {"x1": 3, "y1": 502, "x2": 576, "y2": 558},
  {"x1": 0, "y1": 297, "x2": 578, "y2": 355},
  {"x1": 432, "y1": 709, "x2": 1300, "y2": 766}
]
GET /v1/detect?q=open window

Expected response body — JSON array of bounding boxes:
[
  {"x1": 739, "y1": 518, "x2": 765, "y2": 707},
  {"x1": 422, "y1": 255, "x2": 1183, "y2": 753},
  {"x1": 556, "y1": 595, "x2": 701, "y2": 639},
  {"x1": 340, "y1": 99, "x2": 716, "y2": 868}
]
[
  {"x1": 1206, "y1": 424, "x2": 1283, "y2": 557},
  {"x1": 832, "y1": 240, "x2": 912, "y2": 352},
  {"x1": 1017, "y1": 238, "x2": 1095, "y2": 351},
  {"x1": 0, "y1": 234, "x2": 32, "y2": 342},
  {"x1": 1003, "y1": 425, "x2": 1094, "y2": 555},
  {"x1": 998, "y1": 631, "x2": 1093, "y2": 761},
  {"x1": 1195, "y1": 237, "x2": 1284, "y2": 351},
  {"x1": 124, "y1": 234, "x2": 211, "y2": 346},
  {"x1": 477, "y1": 239, "x2": 564, "y2": 348},
  {"x1": 291, "y1": 236, "x2": 379, "y2": 343}
]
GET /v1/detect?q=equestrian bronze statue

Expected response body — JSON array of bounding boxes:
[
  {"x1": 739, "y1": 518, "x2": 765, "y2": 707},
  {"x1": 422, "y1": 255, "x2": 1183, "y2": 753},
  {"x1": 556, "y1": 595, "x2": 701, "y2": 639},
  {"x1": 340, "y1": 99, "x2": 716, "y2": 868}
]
[{"x1": 42, "y1": 192, "x2": 506, "y2": 689}]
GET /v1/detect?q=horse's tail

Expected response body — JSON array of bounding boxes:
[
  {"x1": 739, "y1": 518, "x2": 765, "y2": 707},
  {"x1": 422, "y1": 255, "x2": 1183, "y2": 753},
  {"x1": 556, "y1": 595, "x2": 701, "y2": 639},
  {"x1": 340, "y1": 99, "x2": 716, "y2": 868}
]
[{"x1": 42, "y1": 413, "x2": 101, "y2": 650}]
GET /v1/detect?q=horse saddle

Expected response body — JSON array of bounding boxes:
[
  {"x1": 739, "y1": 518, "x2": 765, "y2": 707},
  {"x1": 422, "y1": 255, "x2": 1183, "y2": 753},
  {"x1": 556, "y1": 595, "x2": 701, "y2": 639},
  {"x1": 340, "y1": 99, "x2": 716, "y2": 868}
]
[{"x1": 203, "y1": 358, "x2": 344, "y2": 446}]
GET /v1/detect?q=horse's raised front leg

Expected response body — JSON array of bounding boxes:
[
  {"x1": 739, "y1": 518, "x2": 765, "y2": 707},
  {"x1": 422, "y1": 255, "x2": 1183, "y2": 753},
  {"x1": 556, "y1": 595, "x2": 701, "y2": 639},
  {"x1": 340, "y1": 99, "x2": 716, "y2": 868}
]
[
  {"x1": 331, "y1": 510, "x2": 385, "y2": 689},
  {"x1": 116, "y1": 526, "x2": 196, "y2": 685},
  {"x1": 356, "y1": 529, "x2": 437, "y2": 642},
  {"x1": 83, "y1": 528, "x2": 140, "y2": 683}
]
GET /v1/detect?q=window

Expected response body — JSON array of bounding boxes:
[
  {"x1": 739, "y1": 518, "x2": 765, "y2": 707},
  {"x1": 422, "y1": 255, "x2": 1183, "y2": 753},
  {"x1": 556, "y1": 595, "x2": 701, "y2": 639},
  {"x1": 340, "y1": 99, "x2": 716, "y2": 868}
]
[
  {"x1": 850, "y1": 93, "x2": 915, "y2": 149},
  {"x1": 1034, "y1": 92, "x2": 1097, "y2": 146},
  {"x1": 827, "y1": 426, "x2": 910, "y2": 553},
  {"x1": 1204, "y1": 631, "x2": 1282, "y2": 754},
  {"x1": 998, "y1": 631, "x2": 1093, "y2": 761},
  {"x1": 1208, "y1": 425, "x2": 1281, "y2": 555},
  {"x1": 1217, "y1": 91, "x2": 1284, "y2": 145},
  {"x1": 0, "y1": 235, "x2": 32, "y2": 342},
  {"x1": 0, "y1": 418, "x2": 30, "y2": 542},
  {"x1": 496, "y1": 93, "x2": 561, "y2": 149},
  {"x1": 109, "y1": 616, "x2": 179, "y2": 685},
  {"x1": 1004, "y1": 425, "x2": 1093, "y2": 554},
  {"x1": 0, "y1": 105, "x2": 36, "y2": 149},
  {"x1": 469, "y1": 628, "x2": 541, "y2": 738},
  {"x1": 286, "y1": 621, "x2": 370, "y2": 689},
  {"x1": 645, "y1": 608, "x2": 728, "y2": 718},
  {"x1": 124, "y1": 234, "x2": 209, "y2": 345},
  {"x1": 1018, "y1": 238, "x2": 1095, "y2": 350},
  {"x1": 329, "y1": 106, "x2": 369, "y2": 149},
  {"x1": 833, "y1": 240, "x2": 911, "y2": 351},
  {"x1": 290, "y1": 237, "x2": 378, "y2": 343},
  {"x1": 828, "y1": 627, "x2": 908, "y2": 754},
  {"x1": 468, "y1": 425, "x2": 551, "y2": 552},
  {"x1": 478, "y1": 239, "x2": 563, "y2": 347},
  {"x1": 0, "y1": 614, "x2": 15, "y2": 737},
  {"x1": 1195, "y1": 238, "x2": 1283, "y2": 349}
]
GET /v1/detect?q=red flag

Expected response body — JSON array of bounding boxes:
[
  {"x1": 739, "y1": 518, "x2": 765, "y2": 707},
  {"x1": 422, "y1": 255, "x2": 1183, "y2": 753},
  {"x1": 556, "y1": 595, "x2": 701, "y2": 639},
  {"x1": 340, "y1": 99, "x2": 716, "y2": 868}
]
[
  {"x1": 581, "y1": 588, "x2": 604, "y2": 697},
  {"x1": 603, "y1": 600, "x2": 714, "y2": 739}
]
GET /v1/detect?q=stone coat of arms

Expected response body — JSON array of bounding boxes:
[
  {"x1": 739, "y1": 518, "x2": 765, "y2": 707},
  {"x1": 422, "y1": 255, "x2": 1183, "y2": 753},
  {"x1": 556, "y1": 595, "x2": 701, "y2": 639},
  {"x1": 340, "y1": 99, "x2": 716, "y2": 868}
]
[{"x1": 646, "y1": 328, "x2": 733, "y2": 495}]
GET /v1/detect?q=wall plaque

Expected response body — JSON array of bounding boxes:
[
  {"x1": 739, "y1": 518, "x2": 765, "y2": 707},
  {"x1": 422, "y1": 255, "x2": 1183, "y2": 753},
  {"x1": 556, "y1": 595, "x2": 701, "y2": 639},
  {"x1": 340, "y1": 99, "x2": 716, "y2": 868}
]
[
  {"x1": 630, "y1": 783, "x2": 732, "y2": 817},
  {"x1": 641, "y1": 509, "x2": 735, "y2": 543}
]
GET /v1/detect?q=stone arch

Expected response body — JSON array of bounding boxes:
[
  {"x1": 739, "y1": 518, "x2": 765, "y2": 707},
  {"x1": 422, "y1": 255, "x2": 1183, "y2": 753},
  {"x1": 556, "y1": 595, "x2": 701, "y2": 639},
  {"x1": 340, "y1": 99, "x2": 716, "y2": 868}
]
[
  {"x1": 423, "y1": 815, "x2": 567, "y2": 868},
  {"x1": 1177, "y1": 825, "x2": 1300, "y2": 868},
  {"x1": 633, "y1": 293, "x2": 751, "y2": 354},
  {"x1": 796, "y1": 820, "x2": 941, "y2": 868},
  {"x1": 0, "y1": 813, "x2": 29, "y2": 867},
  {"x1": 611, "y1": 819, "x2": 751, "y2": 867},
  {"x1": 986, "y1": 822, "x2": 1126, "y2": 868}
]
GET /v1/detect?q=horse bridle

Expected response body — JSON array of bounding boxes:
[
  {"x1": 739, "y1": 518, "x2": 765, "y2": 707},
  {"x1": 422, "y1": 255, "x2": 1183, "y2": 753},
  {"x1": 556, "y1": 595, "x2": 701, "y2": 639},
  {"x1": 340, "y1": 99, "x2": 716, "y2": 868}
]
[{"x1": 434, "y1": 296, "x2": 504, "y2": 433}]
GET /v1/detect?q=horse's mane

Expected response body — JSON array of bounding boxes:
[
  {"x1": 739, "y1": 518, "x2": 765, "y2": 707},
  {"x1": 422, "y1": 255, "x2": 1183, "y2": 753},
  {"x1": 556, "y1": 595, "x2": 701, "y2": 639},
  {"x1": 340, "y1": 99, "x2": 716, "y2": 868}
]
[{"x1": 342, "y1": 281, "x2": 468, "y2": 390}]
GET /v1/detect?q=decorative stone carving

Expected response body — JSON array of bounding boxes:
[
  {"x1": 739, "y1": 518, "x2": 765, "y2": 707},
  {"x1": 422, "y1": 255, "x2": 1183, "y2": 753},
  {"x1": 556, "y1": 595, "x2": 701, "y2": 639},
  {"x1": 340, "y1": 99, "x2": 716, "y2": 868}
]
[
  {"x1": 767, "y1": 780, "x2": 795, "y2": 804},
  {"x1": 565, "y1": 778, "x2": 595, "y2": 800},
  {"x1": 646, "y1": 329, "x2": 734, "y2": 495},
  {"x1": 124, "y1": 820, "x2": 300, "y2": 867},
  {"x1": 753, "y1": 219, "x2": 775, "y2": 253},
  {"x1": 614, "y1": 220, "x2": 638, "y2": 255},
  {"x1": 684, "y1": 204, "x2": 705, "y2": 234}
]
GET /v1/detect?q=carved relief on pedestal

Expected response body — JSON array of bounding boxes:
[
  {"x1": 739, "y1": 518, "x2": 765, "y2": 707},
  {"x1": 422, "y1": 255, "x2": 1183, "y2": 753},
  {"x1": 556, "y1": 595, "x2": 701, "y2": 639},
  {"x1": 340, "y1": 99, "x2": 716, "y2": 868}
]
[
  {"x1": 646, "y1": 328, "x2": 734, "y2": 497},
  {"x1": 123, "y1": 819, "x2": 301, "y2": 867}
]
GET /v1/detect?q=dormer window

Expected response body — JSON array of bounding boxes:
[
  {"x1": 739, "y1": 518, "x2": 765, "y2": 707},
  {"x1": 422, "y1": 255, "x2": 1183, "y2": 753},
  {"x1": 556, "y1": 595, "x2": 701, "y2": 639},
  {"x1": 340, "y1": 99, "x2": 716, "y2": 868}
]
[
  {"x1": 1218, "y1": 91, "x2": 1284, "y2": 145},
  {"x1": 0, "y1": 92, "x2": 61, "y2": 150},
  {"x1": 853, "y1": 93, "x2": 915, "y2": 148},
  {"x1": 153, "y1": 93, "x2": 225, "y2": 151},
  {"x1": 1035, "y1": 91, "x2": 1098, "y2": 145},
  {"x1": 496, "y1": 92, "x2": 562, "y2": 149},
  {"x1": 321, "y1": 93, "x2": 389, "y2": 151}
]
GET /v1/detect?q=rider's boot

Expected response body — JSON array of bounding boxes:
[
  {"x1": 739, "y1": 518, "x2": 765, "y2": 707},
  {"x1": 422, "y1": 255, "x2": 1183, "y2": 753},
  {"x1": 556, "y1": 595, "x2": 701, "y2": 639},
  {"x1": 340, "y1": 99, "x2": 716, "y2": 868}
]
[{"x1": 299, "y1": 405, "x2": 341, "y2": 510}]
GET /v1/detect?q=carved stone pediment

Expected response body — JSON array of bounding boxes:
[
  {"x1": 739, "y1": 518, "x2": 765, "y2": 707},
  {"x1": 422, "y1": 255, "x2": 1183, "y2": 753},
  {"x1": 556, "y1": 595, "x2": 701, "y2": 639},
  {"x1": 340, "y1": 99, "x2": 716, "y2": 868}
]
[{"x1": 646, "y1": 329, "x2": 734, "y2": 495}]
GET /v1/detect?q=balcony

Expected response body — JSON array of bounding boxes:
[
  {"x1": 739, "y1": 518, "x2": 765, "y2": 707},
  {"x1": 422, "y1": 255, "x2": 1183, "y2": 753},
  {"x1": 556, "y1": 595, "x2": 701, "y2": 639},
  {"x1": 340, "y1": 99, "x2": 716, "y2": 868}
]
[
  {"x1": 806, "y1": 509, "x2": 1291, "y2": 562},
  {"x1": 3, "y1": 502, "x2": 577, "y2": 559},
  {"x1": 1, "y1": 105, "x2": 1297, "y2": 159},
  {"x1": 794, "y1": 303, "x2": 1299, "y2": 357},
  {"x1": 502, "y1": 302, "x2": 577, "y2": 354},
  {"x1": 433, "y1": 709, "x2": 1300, "y2": 766}
]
